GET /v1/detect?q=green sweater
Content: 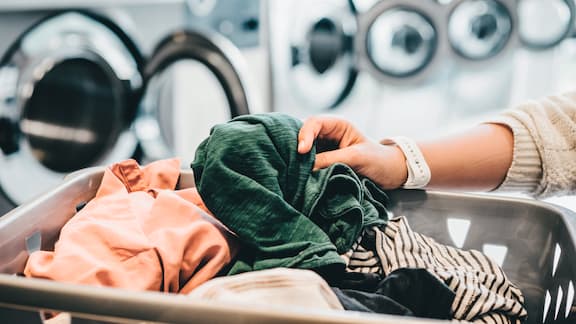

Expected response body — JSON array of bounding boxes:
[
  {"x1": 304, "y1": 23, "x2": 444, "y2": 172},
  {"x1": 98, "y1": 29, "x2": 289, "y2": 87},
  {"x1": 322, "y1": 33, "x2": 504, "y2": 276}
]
[{"x1": 192, "y1": 113, "x2": 389, "y2": 276}]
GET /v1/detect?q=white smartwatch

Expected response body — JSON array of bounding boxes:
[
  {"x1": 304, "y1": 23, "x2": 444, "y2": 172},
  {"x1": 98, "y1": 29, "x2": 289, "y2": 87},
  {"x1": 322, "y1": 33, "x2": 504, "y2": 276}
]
[{"x1": 380, "y1": 136, "x2": 431, "y2": 189}]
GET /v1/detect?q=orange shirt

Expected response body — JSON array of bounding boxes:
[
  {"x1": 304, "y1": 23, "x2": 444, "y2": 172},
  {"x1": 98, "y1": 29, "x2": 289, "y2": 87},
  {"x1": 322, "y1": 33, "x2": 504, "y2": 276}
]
[{"x1": 25, "y1": 158, "x2": 236, "y2": 294}]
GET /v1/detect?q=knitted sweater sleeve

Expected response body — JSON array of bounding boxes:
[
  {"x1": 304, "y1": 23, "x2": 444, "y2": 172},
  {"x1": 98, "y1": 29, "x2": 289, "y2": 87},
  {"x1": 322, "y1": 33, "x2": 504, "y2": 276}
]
[{"x1": 485, "y1": 91, "x2": 576, "y2": 198}]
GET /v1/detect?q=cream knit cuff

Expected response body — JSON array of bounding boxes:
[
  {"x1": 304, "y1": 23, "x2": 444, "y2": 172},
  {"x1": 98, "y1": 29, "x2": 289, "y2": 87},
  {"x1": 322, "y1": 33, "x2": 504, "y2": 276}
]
[{"x1": 484, "y1": 116, "x2": 542, "y2": 195}]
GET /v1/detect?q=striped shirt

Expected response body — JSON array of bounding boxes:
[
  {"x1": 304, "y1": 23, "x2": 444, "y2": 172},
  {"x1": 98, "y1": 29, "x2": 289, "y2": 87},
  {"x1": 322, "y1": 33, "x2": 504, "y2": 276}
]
[{"x1": 342, "y1": 216, "x2": 527, "y2": 323}]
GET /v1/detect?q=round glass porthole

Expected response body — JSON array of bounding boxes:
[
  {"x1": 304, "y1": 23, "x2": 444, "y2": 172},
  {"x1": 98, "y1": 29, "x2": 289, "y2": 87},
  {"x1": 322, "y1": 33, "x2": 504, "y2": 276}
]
[
  {"x1": 366, "y1": 8, "x2": 437, "y2": 77},
  {"x1": 518, "y1": 0, "x2": 574, "y2": 49},
  {"x1": 448, "y1": 0, "x2": 513, "y2": 60}
]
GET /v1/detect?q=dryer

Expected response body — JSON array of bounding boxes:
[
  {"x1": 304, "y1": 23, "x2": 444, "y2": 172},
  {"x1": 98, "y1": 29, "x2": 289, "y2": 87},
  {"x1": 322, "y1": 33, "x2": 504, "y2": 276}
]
[{"x1": 0, "y1": 0, "x2": 263, "y2": 214}]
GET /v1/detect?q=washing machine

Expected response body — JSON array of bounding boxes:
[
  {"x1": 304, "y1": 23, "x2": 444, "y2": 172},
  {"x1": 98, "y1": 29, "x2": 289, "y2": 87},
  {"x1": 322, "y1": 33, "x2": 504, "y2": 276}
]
[
  {"x1": 266, "y1": 0, "x2": 521, "y2": 138},
  {"x1": 0, "y1": 0, "x2": 264, "y2": 214}
]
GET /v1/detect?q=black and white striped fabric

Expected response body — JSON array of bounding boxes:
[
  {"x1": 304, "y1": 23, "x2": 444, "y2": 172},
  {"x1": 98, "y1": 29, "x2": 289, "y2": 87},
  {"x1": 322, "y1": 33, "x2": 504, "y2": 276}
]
[{"x1": 342, "y1": 216, "x2": 527, "y2": 324}]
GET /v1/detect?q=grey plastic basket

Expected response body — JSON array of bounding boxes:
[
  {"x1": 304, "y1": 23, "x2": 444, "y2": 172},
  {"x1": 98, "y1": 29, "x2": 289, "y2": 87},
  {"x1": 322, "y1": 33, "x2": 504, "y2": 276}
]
[{"x1": 0, "y1": 167, "x2": 575, "y2": 324}]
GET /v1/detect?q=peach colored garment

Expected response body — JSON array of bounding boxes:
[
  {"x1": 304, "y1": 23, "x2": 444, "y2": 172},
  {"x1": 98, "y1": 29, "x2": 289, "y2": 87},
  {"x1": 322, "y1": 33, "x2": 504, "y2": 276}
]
[{"x1": 25, "y1": 158, "x2": 236, "y2": 294}]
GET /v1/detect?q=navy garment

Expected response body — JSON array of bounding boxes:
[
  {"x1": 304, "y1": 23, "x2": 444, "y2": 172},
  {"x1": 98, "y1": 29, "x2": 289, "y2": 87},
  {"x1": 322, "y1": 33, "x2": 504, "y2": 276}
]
[
  {"x1": 332, "y1": 287, "x2": 414, "y2": 316},
  {"x1": 191, "y1": 113, "x2": 389, "y2": 276},
  {"x1": 333, "y1": 268, "x2": 455, "y2": 319},
  {"x1": 335, "y1": 271, "x2": 383, "y2": 293}
]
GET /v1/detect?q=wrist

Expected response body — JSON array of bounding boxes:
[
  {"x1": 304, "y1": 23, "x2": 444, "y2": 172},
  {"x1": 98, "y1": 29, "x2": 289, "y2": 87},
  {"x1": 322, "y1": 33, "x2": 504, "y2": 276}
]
[
  {"x1": 380, "y1": 136, "x2": 431, "y2": 189},
  {"x1": 388, "y1": 145, "x2": 409, "y2": 189}
]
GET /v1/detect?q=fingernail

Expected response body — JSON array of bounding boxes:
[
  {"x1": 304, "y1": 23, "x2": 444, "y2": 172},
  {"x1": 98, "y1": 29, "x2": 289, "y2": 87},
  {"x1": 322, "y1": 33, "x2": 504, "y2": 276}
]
[{"x1": 297, "y1": 140, "x2": 304, "y2": 152}]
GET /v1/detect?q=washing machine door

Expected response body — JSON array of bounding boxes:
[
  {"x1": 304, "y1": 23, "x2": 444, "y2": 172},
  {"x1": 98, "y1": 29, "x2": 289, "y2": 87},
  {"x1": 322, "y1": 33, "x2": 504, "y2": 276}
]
[
  {"x1": 447, "y1": 0, "x2": 515, "y2": 60},
  {"x1": 356, "y1": 0, "x2": 447, "y2": 84},
  {"x1": 0, "y1": 11, "x2": 143, "y2": 206},
  {"x1": 517, "y1": 0, "x2": 575, "y2": 50},
  {"x1": 134, "y1": 29, "x2": 253, "y2": 164},
  {"x1": 284, "y1": 0, "x2": 357, "y2": 111}
]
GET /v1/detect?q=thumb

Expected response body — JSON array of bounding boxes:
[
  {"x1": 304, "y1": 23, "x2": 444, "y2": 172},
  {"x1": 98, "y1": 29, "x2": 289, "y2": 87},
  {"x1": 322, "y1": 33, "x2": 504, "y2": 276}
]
[{"x1": 313, "y1": 147, "x2": 356, "y2": 170}]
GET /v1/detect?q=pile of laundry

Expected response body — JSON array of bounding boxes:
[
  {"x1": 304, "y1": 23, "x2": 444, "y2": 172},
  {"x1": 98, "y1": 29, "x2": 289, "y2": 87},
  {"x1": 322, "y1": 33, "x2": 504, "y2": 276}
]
[{"x1": 24, "y1": 113, "x2": 528, "y2": 324}]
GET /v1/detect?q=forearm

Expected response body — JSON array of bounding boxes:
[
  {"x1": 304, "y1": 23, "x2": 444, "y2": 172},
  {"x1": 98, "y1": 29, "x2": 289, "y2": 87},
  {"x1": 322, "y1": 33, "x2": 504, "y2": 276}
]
[{"x1": 418, "y1": 123, "x2": 514, "y2": 191}]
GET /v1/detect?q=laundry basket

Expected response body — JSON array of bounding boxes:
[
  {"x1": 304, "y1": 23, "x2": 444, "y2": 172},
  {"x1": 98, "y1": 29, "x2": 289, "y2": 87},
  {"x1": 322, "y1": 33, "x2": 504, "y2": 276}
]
[{"x1": 0, "y1": 167, "x2": 575, "y2": 324}]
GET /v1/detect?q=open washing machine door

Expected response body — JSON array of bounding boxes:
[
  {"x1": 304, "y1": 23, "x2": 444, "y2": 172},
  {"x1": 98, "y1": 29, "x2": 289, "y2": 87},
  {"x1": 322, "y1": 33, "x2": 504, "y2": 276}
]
[
  {"x1": 0, "y1": 11, "x2": 143, "y2": 208},
  {"x1": 133, "y1": 28, "x2": 254, "y2": 165}
]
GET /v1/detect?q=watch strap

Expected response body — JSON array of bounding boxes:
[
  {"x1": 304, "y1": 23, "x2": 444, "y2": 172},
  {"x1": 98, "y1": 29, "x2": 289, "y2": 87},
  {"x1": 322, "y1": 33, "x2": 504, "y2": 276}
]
[{"x1": 380, "y1": 136, "x2": 431, "y2": 189}]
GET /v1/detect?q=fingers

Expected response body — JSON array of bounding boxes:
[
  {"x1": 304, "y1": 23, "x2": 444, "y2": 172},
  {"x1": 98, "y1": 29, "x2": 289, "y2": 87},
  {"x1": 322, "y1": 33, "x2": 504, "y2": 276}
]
[
  {"x1": 297, "y1": 115, "x2": 351, "y2": 154},
  {"x1": 313, "y1": 147, "x2": 355, "y2": 170},
  {"x1": 297, "y1": 118, "x2": 319, "y2": 154}
]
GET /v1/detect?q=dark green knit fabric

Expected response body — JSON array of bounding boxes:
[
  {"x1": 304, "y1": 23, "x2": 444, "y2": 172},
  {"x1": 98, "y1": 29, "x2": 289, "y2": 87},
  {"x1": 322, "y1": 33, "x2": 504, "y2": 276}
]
[{"x1": 191, "y1": 113, "x2": 389, "y2": 275}]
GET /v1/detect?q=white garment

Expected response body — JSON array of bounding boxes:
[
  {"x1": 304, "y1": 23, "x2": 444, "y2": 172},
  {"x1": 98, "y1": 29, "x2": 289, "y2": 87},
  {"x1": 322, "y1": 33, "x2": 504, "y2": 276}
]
[{"x1": 188, "y1": 268, "x2": 344, "y2": 311}]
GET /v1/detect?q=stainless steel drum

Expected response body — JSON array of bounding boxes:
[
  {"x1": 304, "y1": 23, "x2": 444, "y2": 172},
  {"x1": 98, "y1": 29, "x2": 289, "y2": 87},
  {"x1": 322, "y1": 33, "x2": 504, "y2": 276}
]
[{"x1": 0, "y1": 11, "x2": 143, "y2": 206}]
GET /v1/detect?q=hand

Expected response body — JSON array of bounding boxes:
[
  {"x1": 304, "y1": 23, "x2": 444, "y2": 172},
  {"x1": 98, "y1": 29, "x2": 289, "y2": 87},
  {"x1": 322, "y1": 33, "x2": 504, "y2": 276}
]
[{"x1": 297, "y1": 115, "x2": 408, "y2": 189}]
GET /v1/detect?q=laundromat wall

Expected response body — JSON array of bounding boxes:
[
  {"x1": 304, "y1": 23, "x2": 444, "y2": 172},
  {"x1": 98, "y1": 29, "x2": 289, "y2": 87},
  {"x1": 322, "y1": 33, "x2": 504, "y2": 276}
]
[{"x1": 0, "y1": 0, "x2": 575, "y2": 214}]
